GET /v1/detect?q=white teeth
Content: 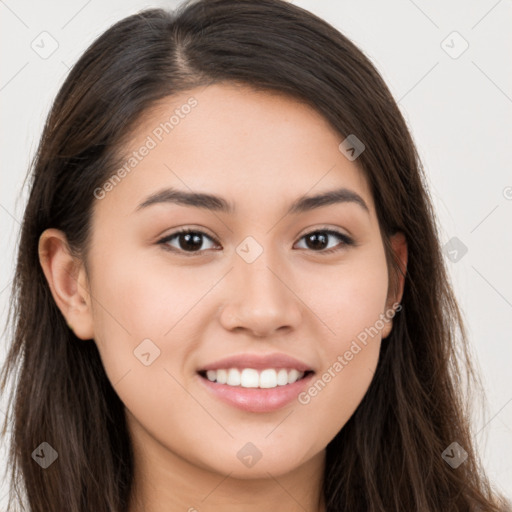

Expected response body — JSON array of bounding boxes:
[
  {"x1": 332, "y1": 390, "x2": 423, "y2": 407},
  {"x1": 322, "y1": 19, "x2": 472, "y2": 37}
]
[
  {"x1": 203, "y1": 368, "x2": 306, "y2": 388},
  {"x1": 287, "y1": 369, "x2": 300, "y2": 384},
  {"x1": 227, "y1": 368, "x2": 241, "y2": 386},
  {"x1": 216, "y1": 369, "x2": 227, "y2": 384},
  {"x1": 259, "y1": 369, "x2": 276, "y2": 388},
  {"x1": 276, "y1": 368, "x2": 289, "y2": 386},
  {"x1": 240, "y1": 369, "x2": 259, "y2": 388}
]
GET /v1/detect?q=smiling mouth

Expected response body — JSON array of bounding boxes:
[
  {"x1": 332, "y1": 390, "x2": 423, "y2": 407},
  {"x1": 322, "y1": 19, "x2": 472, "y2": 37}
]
[{"x1": 197, "y1": 368, "x2": 315, "y2": 389}]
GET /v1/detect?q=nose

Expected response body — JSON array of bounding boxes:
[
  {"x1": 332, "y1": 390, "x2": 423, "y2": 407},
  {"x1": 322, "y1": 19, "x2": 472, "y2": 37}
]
[{"x1": 218, "y1": 248, "x2": 303, "y2": 338}]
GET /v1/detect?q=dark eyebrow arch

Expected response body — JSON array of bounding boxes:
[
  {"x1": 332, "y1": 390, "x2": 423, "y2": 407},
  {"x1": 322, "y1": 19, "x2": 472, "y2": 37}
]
[{"x1": 135, "y1": 186, "x2": 370, "y2": 215}]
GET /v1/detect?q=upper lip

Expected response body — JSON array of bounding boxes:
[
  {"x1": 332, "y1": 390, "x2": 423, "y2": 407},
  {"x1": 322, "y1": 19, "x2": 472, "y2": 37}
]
[{"x1": 198, "y1": 352, "x2": 314, "y2": 373}]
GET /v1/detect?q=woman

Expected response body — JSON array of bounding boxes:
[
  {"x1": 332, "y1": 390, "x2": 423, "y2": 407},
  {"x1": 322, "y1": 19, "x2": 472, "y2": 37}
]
[{"x1": 1, "y1": 0, "x2": 509, "y2": 510}]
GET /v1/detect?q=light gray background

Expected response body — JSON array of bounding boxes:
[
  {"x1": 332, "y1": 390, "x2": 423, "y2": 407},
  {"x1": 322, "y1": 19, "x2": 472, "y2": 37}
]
[{"x1": 1, "y1": 0, "x2": 511, "y2": 507}]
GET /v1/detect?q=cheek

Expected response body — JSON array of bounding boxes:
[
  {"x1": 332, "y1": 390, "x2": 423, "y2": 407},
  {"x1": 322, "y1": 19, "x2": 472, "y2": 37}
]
[
  {"x1": 86, "y1": 253, "x2": 200, "y2": 434},
  {"x1": 298, "y1": 342, "x2": 380, "y2": 451},
  {"x1": 90, "y1": 248, "x2": 205, "y2": 339},
  {"x1": 86, "y1": 249, "x2": 197, "y2": 382},
  {"x1": 308, "y1": 245, "x2": 390, "y2": 346},
  {"x1": 298, "y1": 246, "x2": 389, "y2": 432}
]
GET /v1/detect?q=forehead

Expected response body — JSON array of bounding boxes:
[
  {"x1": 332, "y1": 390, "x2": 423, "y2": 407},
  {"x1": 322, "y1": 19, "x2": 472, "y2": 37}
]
[{"x1": 97, "y1": 82, "x2": 374, "y2": 218}]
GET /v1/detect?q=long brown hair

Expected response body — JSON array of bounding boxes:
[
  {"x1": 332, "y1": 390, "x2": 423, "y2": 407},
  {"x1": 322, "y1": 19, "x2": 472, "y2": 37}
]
[{"x1": 1, "y1": 0, "x2": 509, "y2": 510}]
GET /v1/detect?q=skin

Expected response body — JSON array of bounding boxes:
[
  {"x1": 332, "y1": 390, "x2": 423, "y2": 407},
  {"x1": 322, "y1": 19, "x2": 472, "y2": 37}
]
[{"x1": 39, "y1": 83, "x2": 407, "y2": 512}]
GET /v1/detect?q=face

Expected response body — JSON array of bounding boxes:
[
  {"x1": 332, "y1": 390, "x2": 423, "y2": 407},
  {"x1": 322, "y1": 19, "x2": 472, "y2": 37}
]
[{"x1": 52, "y1": 83, "x2": 406, "y2": 482}]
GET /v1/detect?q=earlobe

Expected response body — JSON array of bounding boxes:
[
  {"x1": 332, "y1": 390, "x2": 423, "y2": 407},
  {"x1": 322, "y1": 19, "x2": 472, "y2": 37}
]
[
  {"x1": 381, "y1": 319, "x2": 393, "y2": 340},
  {"x1": 38, "y1": 228, "x2": 95, "y2": 340}
]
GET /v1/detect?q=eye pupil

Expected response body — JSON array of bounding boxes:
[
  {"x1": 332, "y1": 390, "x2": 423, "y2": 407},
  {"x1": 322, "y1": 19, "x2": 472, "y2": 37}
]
[
  {"x1": 180, "y1": 232, "x2": 203, "y2": 251},
  {"x1": 306, "y1": 232, "x2": 328, "y2": 250}
]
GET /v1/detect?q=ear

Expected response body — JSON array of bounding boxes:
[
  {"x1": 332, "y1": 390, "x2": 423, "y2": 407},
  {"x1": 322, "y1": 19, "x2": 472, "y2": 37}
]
[
  {"x1": 381, "y1": 231, "x2": 407, "y2": 339},
  {"x1": 38, "y1": 228, "x2": 95, "y2": 340}
]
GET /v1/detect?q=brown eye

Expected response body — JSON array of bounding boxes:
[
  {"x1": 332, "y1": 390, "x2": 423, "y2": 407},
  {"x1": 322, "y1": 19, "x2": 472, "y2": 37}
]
[
  {"x1": 159, "y1": 229, "x2": 219, "y2": 255},
  {"x1": 295, "y1": 230, "x2": 354, "y2": 254}
]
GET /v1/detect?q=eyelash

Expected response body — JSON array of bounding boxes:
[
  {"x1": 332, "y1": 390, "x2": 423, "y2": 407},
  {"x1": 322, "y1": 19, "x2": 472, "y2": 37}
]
[{"x1": 157, "y1": 227, "x2": 355, "y2": 257}]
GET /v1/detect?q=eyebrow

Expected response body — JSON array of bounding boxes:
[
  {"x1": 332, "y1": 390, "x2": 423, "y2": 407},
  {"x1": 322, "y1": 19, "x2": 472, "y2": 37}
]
[{"x1": 135, "y1": 186, "x2": 370, "y2": 216}]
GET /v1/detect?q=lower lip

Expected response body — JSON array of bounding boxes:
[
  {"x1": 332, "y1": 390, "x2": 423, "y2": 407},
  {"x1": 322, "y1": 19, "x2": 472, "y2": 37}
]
[{"x1": 197, "y1": 372, "x2": 315, "y2": 413}]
